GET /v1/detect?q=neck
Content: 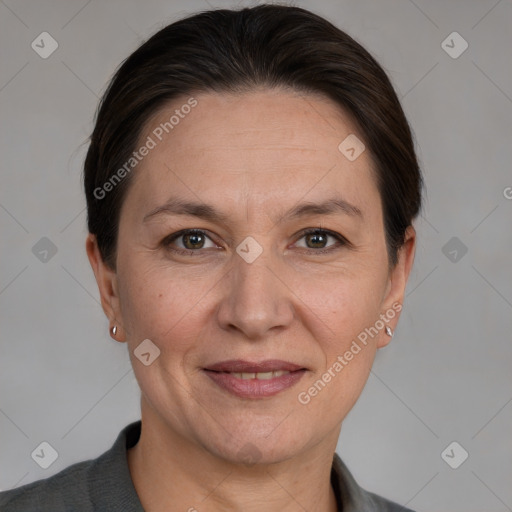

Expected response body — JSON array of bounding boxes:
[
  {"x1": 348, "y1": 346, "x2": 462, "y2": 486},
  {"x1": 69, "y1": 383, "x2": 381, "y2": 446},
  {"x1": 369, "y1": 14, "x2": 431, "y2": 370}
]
[{"x1": 127, "y1": 399, "x2": 340, "y2": 512}]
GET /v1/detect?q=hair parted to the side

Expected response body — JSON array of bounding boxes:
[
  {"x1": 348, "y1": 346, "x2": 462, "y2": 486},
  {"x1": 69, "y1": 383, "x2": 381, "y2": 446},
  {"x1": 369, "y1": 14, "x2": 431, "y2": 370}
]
[{"x1": 84, "y1": 4, "x2": 422, "y2": 269}]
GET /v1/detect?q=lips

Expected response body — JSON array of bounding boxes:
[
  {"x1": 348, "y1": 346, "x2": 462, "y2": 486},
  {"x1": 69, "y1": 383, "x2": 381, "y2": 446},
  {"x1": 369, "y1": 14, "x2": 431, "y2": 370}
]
[
  {"x1": 203, "y1": 359, "x2": 306, "y2": 398},
  {"x1": 205, "y1": 359, "x2": 304, "y2": 373},
  {"x1": 226, "y1": 370, "x2": 290, "y2": 380}
]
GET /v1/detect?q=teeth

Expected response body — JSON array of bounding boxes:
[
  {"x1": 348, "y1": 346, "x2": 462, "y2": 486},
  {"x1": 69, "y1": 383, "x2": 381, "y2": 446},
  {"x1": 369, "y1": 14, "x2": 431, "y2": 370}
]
[
  {"x1": 230, "y1": 371, "x2": 290, "y2": 380},
  {"x1": 255, "y1": 371, "x2": 273, "y2": 380}
]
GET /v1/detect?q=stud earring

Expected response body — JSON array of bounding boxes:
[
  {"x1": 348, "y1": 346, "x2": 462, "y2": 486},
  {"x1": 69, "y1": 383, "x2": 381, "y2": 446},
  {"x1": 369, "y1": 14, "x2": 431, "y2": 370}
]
[
  {"x1": 111, "y1": 325, "x2": 117, "y2": 336},
  {"x1": 385, "y1": 326, "x2": 393, "y2": 337}
]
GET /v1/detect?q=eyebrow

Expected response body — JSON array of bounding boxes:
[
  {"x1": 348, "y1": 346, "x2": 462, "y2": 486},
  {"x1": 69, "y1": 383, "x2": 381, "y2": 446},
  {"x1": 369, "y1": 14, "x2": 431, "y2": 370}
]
[
  {"x1": 277, "y1": 197, "x2": 363, "y2": 223},
  {"x1": 143, "y1": 196, "x2": 363, "y2": 224},
  {"x1": 143, "y1": 198, "x2": 231, "y2": 223}
]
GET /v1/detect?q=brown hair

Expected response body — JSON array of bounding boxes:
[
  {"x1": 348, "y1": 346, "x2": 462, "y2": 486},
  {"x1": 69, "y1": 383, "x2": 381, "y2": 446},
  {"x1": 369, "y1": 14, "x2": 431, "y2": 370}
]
[{"x1": 84, "y1": 4, "x2": 422, "y2": 268}]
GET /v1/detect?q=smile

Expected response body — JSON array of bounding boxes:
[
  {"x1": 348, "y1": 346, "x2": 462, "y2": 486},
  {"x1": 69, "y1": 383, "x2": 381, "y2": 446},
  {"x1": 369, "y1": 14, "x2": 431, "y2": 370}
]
[
  {"x1": 203, "y1": 360, "x2": 306, "y2": 398},
  {"x1": 227, "y1": 370, "x2": 290, "y2": 380}
]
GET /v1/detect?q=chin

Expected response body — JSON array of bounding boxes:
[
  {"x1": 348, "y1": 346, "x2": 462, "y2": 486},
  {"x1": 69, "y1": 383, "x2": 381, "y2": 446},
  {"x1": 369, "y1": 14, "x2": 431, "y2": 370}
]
[
  {"x1": 202, "y1": 417, "x2": 314, "y2": 467},
  {"x1": 220, "y1": 439, "x2": 301, "y2": 467}
]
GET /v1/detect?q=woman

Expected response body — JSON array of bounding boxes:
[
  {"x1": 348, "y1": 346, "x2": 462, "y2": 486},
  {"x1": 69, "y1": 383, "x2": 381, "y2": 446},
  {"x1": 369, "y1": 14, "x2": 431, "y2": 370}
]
[{"x1": 0, "y1": 4, "x2": 421, "y2": 511}]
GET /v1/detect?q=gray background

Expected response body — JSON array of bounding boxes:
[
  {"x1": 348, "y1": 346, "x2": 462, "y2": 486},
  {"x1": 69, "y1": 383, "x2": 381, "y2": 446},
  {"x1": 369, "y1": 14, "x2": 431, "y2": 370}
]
[{"x1": 1, "y1": 0, "x2": 511, "y2": 510}]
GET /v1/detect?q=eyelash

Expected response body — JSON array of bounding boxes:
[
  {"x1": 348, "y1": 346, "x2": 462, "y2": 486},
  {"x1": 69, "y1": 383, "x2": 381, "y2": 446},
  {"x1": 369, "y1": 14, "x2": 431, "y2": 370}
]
[
  {"x1": 161, "y1": 228, "x2": 349, "y2": 256},
  {"x1": 300, "y1": 228, "x2": 350, "y2": 253}
]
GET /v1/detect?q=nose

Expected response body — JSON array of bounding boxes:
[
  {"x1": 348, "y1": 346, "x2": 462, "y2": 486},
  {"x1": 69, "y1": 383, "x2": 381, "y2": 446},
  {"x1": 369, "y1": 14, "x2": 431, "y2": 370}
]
[{"x1": 216, "y1": 248, "x2": 295, "y2": 340}]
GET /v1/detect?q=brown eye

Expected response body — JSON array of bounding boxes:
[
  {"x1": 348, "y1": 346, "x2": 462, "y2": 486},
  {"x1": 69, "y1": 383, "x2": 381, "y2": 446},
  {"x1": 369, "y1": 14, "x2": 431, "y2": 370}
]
[
  {"x1": 305, "y1": 231, "x2": 329, "y2": 249},
  {"x1": 295, "y1": 228, "x2": 348, "y2": 253},
  {"x1": 182, "y1": 231, "x2": 206, "y2": 250},
  {"x1": 163, "y1": 229, "x2": 218, "y2": 253}
]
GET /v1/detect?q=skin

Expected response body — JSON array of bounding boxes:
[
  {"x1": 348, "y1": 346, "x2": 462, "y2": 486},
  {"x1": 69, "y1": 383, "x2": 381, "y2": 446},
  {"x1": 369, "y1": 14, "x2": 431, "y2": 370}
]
[{"x1": 86, "y1": 88, "x2": 416, "y2": 512}]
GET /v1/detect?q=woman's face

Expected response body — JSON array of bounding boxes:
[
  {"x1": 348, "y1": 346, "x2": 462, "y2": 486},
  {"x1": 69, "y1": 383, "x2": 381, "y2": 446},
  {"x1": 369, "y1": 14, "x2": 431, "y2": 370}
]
[{"x1": 90, "y1": 89, "x2": 414, "y2": 463}]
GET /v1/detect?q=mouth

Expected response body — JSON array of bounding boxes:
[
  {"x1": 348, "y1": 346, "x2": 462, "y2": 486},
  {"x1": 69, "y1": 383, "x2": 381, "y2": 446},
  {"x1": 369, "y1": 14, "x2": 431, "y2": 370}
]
[
  {"x1": 218, "y1": 369, "x2": 292, "y2": 380},
  {"x1": 203, "y1": 359, "x2": 307, "y2": 398}
]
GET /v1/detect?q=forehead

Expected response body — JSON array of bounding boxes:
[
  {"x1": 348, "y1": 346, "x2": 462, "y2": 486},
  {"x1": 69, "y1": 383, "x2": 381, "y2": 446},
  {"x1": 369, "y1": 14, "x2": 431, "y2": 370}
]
[
  {"x1": 143, "y1": 88, "x2": 363, "y2": 158},
  {"x1": 125, "y1": 89, "x2": 381, "y2": 220}
]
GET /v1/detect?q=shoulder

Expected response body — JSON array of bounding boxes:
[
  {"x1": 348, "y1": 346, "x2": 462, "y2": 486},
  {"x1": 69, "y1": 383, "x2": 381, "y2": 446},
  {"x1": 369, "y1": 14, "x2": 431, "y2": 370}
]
[
  {"x1": 361, "y1": 490, "x2": 416, "y2": 512},
  {"x1": 0, "y1": 457, "x2": 97, "y2": 511},
  {"x1": 0, "y1": 421, "x2": 143, "y2": 512},
  {"x1": 332, "y1": 452, "x2": 415, "y2": 512}
]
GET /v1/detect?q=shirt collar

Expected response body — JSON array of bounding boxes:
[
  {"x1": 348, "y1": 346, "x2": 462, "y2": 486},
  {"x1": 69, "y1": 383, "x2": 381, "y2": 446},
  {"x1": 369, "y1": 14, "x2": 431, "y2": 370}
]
[{"x1": 100, "y1": 420, "x2": 395, "y2": 511}]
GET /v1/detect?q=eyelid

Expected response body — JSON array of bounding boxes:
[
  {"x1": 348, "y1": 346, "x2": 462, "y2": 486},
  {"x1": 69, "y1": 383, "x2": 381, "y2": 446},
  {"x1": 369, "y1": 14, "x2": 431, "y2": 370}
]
[
  {"x1": 162, "y1": 229, "x2": 219, "y2": 250},
  {"x1": 293, "y1": 227, "x2": 350, "y2": 251},
  {"x1": 162, "y1": 227, "x2": 350, "y2": 254}
]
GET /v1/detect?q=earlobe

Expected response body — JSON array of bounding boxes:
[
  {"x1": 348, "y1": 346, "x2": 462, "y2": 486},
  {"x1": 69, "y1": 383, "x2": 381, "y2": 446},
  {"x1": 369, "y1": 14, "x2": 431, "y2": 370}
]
[
  {"x1": 109, "y1": 324, "x2": 126, "y2": 343},
  {"x1": 377, "y1": 226, "x2": 416, "y2": 349},
  {"x1": 86, "y1": 234, "x2": 125, "y2": 341}
]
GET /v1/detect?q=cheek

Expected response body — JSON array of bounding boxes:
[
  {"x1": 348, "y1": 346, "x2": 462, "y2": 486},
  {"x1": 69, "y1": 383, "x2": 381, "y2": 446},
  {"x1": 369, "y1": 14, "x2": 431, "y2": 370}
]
[
  {"x1": 304, "y1": 265, "x2": 385, "y2": 346},
  {"x1": 297, "y1": 281, "x2": 381, "y2": 420},
  {"x1": 117, "y1": 259, "x2": 212, "y2": 351},
  {"x1": 299, "y1": 264, "x2": 385, "y2": 401}
]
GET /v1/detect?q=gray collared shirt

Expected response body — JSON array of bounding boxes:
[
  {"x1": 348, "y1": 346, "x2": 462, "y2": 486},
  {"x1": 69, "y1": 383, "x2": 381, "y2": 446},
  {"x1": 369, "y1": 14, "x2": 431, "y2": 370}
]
[{"x1": 0, "y1": 421, "x2": 414, "y2": 511}]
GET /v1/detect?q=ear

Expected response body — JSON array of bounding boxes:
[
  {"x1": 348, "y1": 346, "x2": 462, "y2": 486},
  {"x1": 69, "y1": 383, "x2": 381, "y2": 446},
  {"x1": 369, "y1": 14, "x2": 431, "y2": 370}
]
[
  {"x1": 377, "y1": 225, "x2": 416, "y2": 348},
  {"x1": 86, "y1": 233, "x2": 126, "y2": 342}
]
